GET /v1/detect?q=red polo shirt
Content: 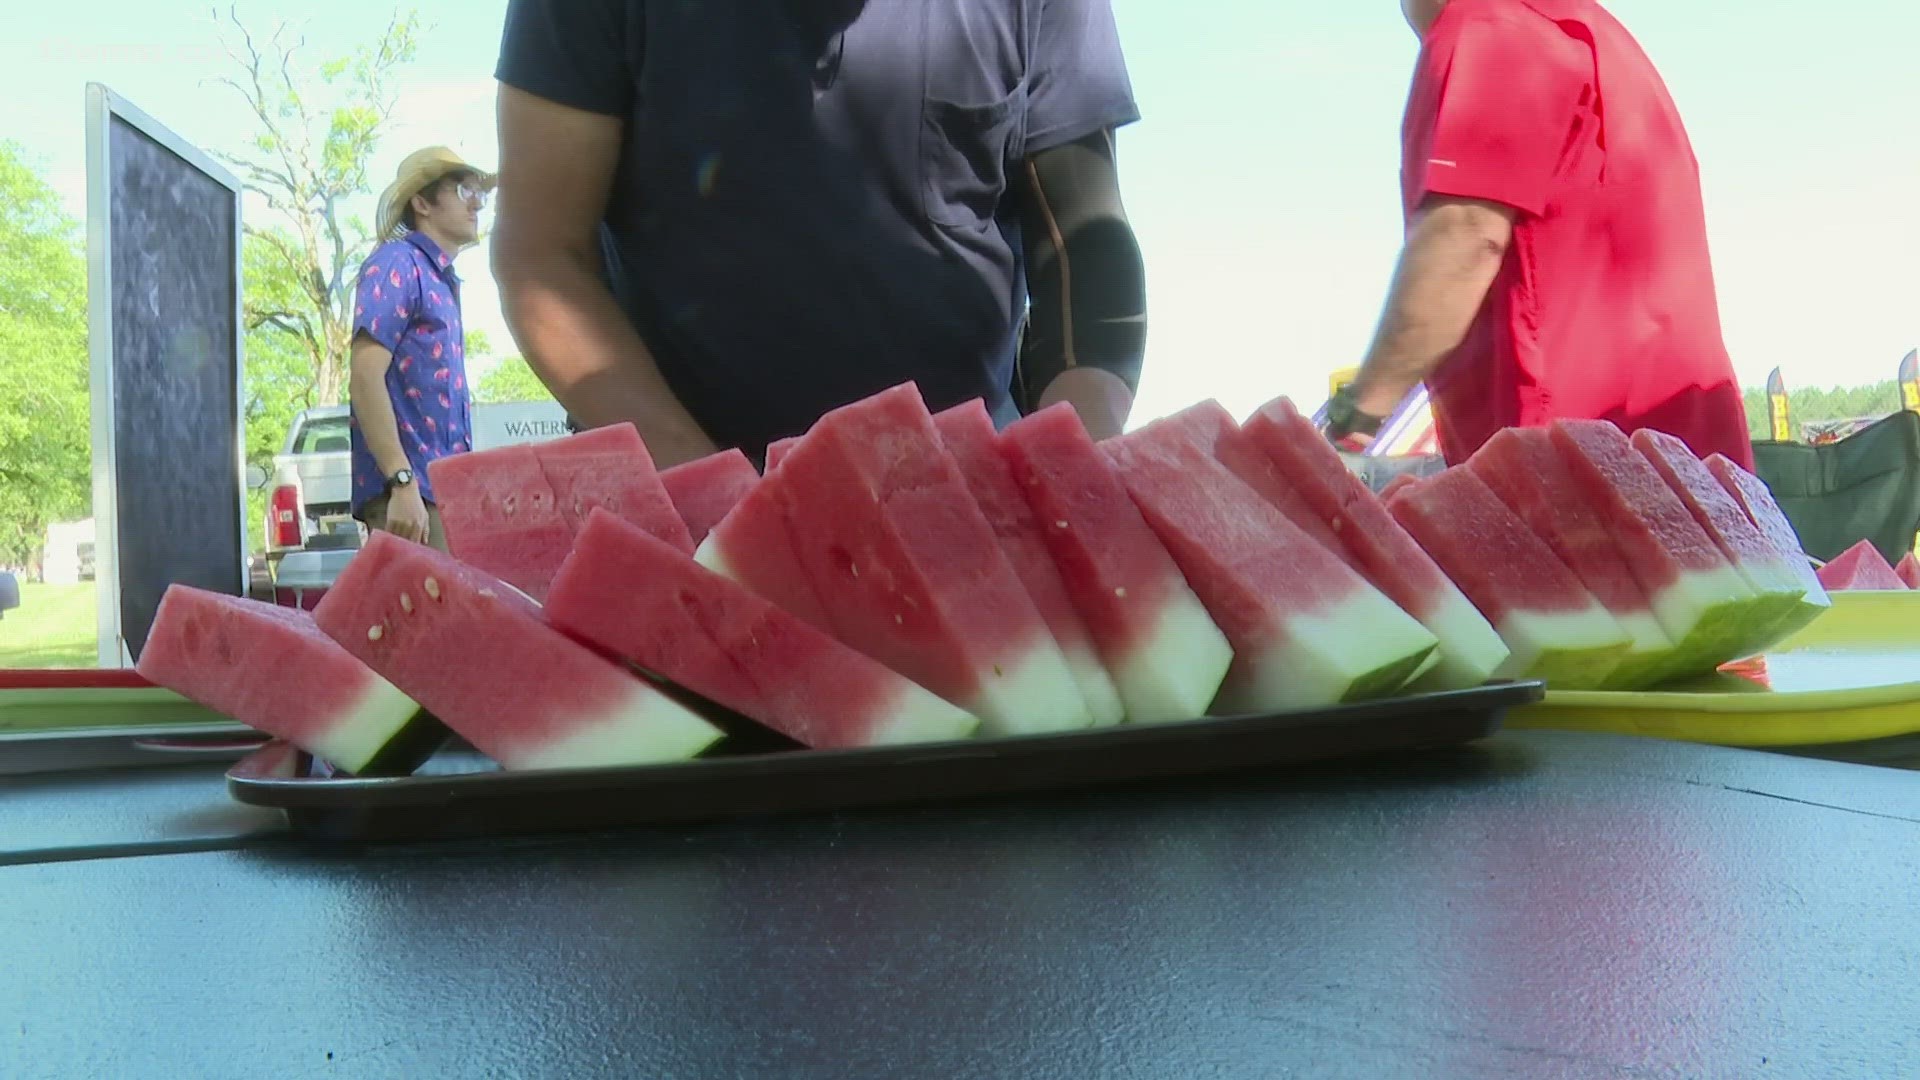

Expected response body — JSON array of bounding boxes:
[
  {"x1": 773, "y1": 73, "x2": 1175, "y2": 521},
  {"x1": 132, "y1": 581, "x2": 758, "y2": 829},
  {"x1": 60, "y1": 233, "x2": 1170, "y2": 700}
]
[{"x1": 1401, "y1": 0, "x2": 1754, "y2": 470}]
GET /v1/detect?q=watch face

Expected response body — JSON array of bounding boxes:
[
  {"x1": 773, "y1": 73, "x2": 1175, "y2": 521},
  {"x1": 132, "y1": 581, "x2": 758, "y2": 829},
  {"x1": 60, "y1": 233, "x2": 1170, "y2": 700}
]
[{"x1": 392, "y1": 469, "x2": 413, "y2": 486}]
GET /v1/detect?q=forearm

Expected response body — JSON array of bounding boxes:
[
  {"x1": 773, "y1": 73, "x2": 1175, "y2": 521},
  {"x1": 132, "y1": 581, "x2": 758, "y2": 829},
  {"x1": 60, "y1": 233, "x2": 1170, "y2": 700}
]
[
  {"x1": 347, "y1": 343, "x2": 412, "y2": 478},
  {"x1": 1350, "y1": 198, "x2": 1514, "y2": 416},
  {"x1": 1017, "y1": 130, "x2": 1145, "y2": 439},
  {"x1": 496, "y1": 249, "x2": 717, "y2": 466}
]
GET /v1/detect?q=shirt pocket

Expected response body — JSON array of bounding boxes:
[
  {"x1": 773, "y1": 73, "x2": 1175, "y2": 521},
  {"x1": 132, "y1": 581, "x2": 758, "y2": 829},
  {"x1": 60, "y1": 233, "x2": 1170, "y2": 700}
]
[{"x1": 920, "y1": 84, "x2": 1026, "y2": 231}]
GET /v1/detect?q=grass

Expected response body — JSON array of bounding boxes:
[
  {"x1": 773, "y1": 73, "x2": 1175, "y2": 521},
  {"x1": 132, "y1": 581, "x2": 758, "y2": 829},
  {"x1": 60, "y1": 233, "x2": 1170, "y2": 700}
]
[{"x1": 0, "y1": 582, "x2": 99, "y2": 668}]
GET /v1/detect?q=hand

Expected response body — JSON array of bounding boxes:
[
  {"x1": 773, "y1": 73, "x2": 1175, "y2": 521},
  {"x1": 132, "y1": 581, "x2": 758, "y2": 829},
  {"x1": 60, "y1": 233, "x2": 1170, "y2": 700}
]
[{"x1": 382, "y1": 483, "x2": 433, "y2": 545}]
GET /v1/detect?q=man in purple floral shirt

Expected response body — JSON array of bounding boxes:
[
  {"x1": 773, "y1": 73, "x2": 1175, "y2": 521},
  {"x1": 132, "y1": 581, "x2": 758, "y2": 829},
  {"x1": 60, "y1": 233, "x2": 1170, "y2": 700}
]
[{"x1": 347, "y1": 146, "x2": 494, "y2": 550}]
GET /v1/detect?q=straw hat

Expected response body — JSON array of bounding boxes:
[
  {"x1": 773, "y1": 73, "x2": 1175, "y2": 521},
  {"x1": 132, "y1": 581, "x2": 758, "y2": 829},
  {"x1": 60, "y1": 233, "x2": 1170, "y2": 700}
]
[{"x1": 374, "y1": 146, "x2": 498, "y2": 241}]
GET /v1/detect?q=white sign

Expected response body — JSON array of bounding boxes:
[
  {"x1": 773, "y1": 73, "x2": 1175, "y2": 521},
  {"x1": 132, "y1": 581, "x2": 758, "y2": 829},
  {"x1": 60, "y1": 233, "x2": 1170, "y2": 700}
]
[{"x1": 471, "y1": 401, "x2": 571, "y2": 452}]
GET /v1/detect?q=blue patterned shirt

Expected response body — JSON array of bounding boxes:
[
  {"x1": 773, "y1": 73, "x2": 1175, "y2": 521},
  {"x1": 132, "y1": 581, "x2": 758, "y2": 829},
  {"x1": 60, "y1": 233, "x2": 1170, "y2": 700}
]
[{"x1": 347, "y1": 230, "x2": 474, "y2": 514}]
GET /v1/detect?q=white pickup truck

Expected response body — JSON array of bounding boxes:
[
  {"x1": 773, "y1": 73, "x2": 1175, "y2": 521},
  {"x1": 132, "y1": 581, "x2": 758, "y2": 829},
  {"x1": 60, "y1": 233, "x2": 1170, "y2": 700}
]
[{"x1": 260, "y1": 400, "x2": 571, "y2": 562}]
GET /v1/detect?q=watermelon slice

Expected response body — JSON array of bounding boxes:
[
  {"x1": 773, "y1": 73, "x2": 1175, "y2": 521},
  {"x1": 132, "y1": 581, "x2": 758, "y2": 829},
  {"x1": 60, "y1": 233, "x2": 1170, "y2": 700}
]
[
  {"x1": 1151, "y1": 399, "x2": 1346, "y2": 553},
  {"x1": 429, "y1": 423, "x2": 692, "y2": 600},
  {"x1": 1816, "y1": 539, "x2": 1906, "y2": 591},
  {"x1": 1899, "y1": 554, "x2": 1920, "y2": 590},
  {"x1": 934, "y1": 400, "x2": 1125, "y2": 726},
  {"x1": 534, "y1": 423, "x2": 693, "y2": 552},
  {"x1": 548, "y1": 509, "x2": 979, "y2": 748},
  {"x1": 136, "y1": 584, "x2": 445, "y2": 775},
  {"x1": 695, "y1": 471, "x2": 835, "y2": 633},
  {"x1": 1548, "y1": 419, "x2": 1768, "y2": 671},
  {"x1": 764, "y1": 435, "x2": 800, "y2": 472},
  {"x1": 1000, "y1": 403, "x2": 1234, "y2": 723},
  {"x1": 661, "y1": 448, "x2": 761, "y2": 545},
  {"x1": 1467, "y1": 428, "x2": 1678, "y2": 690},
  {"x1": 1237, "y1": 397, "x2": 1509, "y2": 690},
  {"x1": 1387, "y1": 466, "x2": 1632, "y2": 688},
  {"x1": 1703, "y1": 453, "x2": 1833, "y2": 620},
  {"x1": 1631, "y1": 428, "x2": 1819, "y2": 647},
  {"x1": 1104, "y1": 418, "x2": 1437, "y2": 711},
  {"x1": 758, "y1": 383, "x2": 1094, "y2": 737},
  {"x1": 313, "y1": 532, "x2": 722, "y2": 770},
  {"x1": 430, "y1": 443, "x2": 573, "y2": 601}
]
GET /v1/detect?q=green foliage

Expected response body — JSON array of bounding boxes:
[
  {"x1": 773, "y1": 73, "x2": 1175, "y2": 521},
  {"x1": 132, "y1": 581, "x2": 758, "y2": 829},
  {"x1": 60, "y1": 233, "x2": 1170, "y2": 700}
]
[
  {"x1": 212, "y1": 4, "x2": 423, "y2": 406},
  {"x1": 1742, "y1": 381, "x2": 1902, "y2": 440},
  {"x1": 474, "y1": 356, "x2": 556, "y2": 405},
  {"x1": 0, "y1": 141, "x2": 90, "y2": 567}
]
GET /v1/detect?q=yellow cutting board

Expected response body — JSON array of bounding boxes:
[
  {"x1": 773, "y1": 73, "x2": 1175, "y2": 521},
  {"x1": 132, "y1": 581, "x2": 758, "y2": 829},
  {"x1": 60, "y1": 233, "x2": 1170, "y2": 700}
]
[{"x1": 1510, "y1": 590, "x2": 1920, "y2": 746}]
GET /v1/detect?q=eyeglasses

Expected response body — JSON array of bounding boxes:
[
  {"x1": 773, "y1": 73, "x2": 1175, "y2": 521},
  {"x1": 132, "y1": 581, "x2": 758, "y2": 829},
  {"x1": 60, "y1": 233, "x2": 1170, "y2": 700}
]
[{"x1": 455, "y1": 181, "x2": 489, "y2": 209}]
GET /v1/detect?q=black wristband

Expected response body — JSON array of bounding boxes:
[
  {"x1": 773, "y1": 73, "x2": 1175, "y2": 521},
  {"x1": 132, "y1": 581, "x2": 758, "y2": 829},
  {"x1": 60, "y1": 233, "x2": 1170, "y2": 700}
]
[{"x1": 1324, "y1": 385, "x2": 1386, "y2": 439}]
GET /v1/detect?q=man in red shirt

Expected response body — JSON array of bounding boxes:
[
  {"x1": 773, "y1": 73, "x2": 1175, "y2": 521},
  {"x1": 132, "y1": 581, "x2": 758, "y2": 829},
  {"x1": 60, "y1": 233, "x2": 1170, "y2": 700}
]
[{"x1": 1322, "y1": 0, "x2": 1754, "y2": 471}]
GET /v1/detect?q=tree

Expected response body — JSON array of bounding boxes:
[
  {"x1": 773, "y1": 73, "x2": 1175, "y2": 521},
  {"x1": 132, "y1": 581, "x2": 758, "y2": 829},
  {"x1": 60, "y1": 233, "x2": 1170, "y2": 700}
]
[
  {"x1": 474, "y1": 356, "x2": 556, "y2": 405},
  {"x1": 210, "y1": 4, "x2": 421, "y2": 408},
  {"x1": 1742, "y1": 380, "x2": 1902, "y2": 440},
  {"x1": 0, "y1": 142, "x2": 90, "y2": 567}
]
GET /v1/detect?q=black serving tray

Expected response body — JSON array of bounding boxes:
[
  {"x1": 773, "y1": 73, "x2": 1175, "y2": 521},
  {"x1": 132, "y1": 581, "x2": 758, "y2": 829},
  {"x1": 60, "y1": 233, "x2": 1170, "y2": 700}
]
[{"x1": 227, "y1": 681, "x2": 1541, "y2": 842}]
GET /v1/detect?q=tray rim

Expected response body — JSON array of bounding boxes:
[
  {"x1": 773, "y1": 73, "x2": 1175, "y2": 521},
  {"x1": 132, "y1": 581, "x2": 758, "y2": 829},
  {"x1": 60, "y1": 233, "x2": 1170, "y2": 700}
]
[
  {"x1": 1518, "y1": 589, "x2": 1920, "y2": 745},
  {"x1": 227, "y1": 680, "x2": 1543, "y2": 811}
]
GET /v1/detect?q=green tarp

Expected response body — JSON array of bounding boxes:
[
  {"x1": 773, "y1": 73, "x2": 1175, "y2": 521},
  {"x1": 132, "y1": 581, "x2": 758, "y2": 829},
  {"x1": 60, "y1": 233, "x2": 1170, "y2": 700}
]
[{"x1": 1750, "y1": 410, "x2": 1920, "y2": 564}]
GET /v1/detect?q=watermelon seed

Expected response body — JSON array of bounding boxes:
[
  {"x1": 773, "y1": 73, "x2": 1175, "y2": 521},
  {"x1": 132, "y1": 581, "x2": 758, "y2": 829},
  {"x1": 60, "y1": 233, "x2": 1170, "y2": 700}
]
[
  {"x1": 502, "y1": 494, "x2": 517, "y2": 516},
  {"x1": 367, "y1": 624, "x2": 384, "y2": 642},
  {"x1": 895, "y1": 613, "x2": 903, "y2": 625},
  {"x1": 1055, "y1": 520, "x2": 1069, "y2": 530},
  {"x1": 1114, "y1": 586, "x2": 1127, "y2": 598},
  {"x1": 850, "y1": 563, "x2": 860, "y2": 579},
  {"x1": 993, "y1": 664, "x2": 1003, "y2": 677},
  {"x1": 399, "y1": 592, "x2": 413, "y2": 613},
  {"x1": 423, "y1": 577, "x2": 442, "y2": 601}
]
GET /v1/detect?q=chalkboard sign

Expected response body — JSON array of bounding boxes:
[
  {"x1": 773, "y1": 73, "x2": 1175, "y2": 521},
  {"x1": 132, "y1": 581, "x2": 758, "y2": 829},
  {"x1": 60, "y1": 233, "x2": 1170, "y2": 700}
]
[{"x1": 86, "y1": 85, "x2": 246, "y2": 666}]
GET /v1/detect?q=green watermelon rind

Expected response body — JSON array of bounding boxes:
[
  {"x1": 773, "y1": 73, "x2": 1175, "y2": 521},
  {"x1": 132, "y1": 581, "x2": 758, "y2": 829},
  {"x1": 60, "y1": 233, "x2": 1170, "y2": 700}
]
[{"x1": 1515, "y1": 639, "x2": 1634, "y2": 691}]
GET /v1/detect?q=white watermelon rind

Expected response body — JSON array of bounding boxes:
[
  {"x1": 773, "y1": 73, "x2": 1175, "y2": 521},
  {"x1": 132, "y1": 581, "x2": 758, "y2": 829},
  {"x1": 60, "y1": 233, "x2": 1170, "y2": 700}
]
[
  {"x1": 302, "y1": 677, "x2": 439, "y2": 776},
  {"x1": 1489, "y1": 604, "x2": 1634, "y2": 690}
]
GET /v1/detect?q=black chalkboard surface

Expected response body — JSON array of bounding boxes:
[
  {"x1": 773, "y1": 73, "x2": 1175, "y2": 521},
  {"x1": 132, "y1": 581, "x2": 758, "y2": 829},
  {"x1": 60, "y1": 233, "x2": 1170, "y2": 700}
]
[{"x1": 87, "y1": 86, "x2": 245, "y2": 665}]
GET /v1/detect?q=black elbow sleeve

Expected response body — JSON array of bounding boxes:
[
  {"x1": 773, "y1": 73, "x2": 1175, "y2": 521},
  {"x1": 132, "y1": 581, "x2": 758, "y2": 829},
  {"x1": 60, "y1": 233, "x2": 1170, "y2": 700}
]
[{"x1": 1017, "y1": 135, "x2": 1147, "y2": 407}]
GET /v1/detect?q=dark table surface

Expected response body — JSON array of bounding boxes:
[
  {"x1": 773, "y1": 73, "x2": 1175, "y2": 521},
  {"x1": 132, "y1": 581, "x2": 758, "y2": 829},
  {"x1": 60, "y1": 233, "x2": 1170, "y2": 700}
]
[{"x1": 8, "y1": 729, "x2": 1920, "y2": 1079}]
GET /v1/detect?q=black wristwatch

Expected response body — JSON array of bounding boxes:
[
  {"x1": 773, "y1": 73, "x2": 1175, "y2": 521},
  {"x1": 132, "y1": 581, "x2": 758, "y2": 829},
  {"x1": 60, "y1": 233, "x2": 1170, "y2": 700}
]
[
  {"x1": 383, "y1": 468, "x2": 415, "y2": 493},
  {"x1": 1323, "y1": 384, "x2": 1386, "y2": 440}
]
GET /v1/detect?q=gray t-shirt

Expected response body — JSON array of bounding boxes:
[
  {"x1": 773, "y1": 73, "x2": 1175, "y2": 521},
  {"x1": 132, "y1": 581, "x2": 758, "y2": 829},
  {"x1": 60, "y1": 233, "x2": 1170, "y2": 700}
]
[{"x1": 496, "y1": 0, "x2": 1139, "y2": 456}]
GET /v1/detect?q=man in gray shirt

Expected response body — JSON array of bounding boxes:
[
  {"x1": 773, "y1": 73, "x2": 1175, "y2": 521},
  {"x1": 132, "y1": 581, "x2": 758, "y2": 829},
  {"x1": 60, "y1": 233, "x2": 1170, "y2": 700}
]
[{"x1": 490, "y1": 0, "x2": 1148, "y2": 467}]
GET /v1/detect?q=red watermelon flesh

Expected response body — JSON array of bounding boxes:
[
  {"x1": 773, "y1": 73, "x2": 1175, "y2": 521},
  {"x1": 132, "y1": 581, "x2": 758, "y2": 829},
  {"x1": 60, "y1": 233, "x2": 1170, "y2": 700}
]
[
  {"x1": 1703, "y1": 453, "x2": 1834, "y2": 613},
  {"x1": 934, "y1": 399, "x2": 1125, "y2": 726},
  {"x1": 1239, "y1": 396, "x2": 1509, "y2": 690},
  {"x1": 1899, "y1": 555, "x2": 1920, "y2": 590},
  {"x1": 660, "y1": 448, "x2": 761, "y2": 545},
  {"x1": 137, "y1": 584, "x2": 444, "y2": 775},
  {"x1": 767, "y1": 383, "x2": 1093, "y2": 737},
  {"x1": 1631, "y1": 428, "x2": 1821, "y2": 647},
  {"x1": 548, "y1": 509, "x2": 978, "y2": 748},
  {"x1": 1151, "y1": 398, "x2": 1345, "y2": 553},
  {"x1": 1387, "y1": 466, "x2": 1631, "y2": 688},
  {"x1": 427, "y1": 444, "x2": 573, "y2": 601},
  {"x1": 532, "y1": 423, "x2": 692, "y2": 553},
  {"x1": 1549, "y1": 419, "x2": 1764, "y2": 671},
  {"x1": 1104, "y1": 419, "x2": 1436, "y2": 711},
  {"x1": 1468, "y1": 428, "x2": 1676, "y2": 689},
  {"x1": 764, "y1": 435, "x2": 800, "y2": 472},
  {"x1": 1816, "y1": 539, "x2": 1906, "y2": 591},
  {"x1": 1000, "y1": 403, "x2": 1233, "y2": 723},
  {"x1": 695, "y1": 474, "x2": 835, "y2": 633},
  {"x1": 313, "y1": 532, "x2": 721, "y2": 770}
]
